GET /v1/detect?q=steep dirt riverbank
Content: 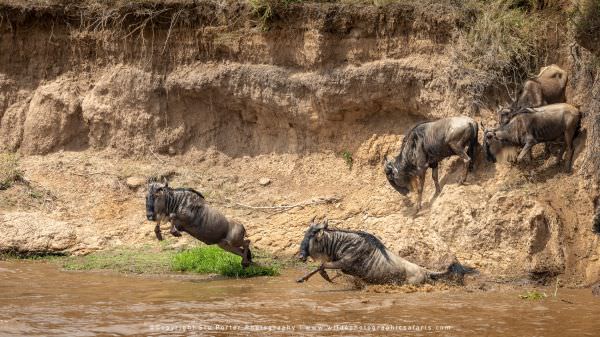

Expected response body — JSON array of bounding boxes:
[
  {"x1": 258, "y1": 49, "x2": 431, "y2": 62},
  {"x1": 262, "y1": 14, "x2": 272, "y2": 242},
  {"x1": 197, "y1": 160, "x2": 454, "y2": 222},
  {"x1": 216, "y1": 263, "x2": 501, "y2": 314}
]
[{"x1": 0, "y1": 0, "x2": 599, "y2": 286}]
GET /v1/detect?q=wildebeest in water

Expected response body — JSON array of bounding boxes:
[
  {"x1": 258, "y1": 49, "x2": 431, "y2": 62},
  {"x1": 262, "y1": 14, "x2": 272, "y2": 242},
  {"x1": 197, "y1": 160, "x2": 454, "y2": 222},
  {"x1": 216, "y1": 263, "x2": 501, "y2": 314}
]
[
  {"x1": 296, "y1": 218, "x2": 475, "y2": 285},
  {"x1": 483, "y1": 103, "x2": 581, "y2": 171},
  {"x1": 146, "y1": 181, "x2": 252, "y2": 267},
  {"x1": 384, "y1": 116, "x2": 479, "y2": 211}
]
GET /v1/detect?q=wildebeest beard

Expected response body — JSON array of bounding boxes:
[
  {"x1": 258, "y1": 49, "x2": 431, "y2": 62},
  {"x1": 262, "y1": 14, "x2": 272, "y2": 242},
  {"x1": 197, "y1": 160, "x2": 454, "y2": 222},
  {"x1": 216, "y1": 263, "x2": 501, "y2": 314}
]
[
  {"x1": 146, "y1": 191, "x2": 156, "y2": 221},
  {"x1": 483, "y1": 134, "x2": 497, "y2": 163},
  {"x1": 298, "y1": 228, "x2": 316, "y2": 262}
]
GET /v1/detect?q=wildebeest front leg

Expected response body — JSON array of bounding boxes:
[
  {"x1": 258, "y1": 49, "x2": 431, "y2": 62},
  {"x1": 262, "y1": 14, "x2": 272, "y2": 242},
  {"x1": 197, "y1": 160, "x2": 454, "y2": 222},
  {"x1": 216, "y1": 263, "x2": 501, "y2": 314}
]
[
  {"x1": 296, "y1": 266, "x2": 322, "y2": 283},
  {"x1": 517, "y1": 139, "x2": 536, "y2": 162},
  {"x1": 168, "y1": 213, "x2": 182, "y2": 237},
  {"x1": 296, "y1": 261, "x2": 346, "y2": 283},
  {"x1": 154, "y1": 220, "x2": 163, "y2": 241},
  {"x1": 414, "y1": 173, "x2": 426, "y2": 212}
]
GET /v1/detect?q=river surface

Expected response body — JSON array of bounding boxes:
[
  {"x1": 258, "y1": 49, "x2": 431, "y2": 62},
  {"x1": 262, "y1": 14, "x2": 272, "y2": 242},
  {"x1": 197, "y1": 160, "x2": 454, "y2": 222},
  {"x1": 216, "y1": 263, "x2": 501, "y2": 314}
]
[{"x1": 1, "y1": 261, "x2": 599, "y2": 336}]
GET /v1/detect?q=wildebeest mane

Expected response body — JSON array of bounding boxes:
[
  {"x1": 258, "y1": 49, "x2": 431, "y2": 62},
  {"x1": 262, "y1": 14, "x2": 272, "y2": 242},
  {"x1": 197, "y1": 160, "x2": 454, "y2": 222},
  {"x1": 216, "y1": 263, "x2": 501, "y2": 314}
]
[
  {"x1": 328, "y1": 227, "x2": 391, "y2": 260},
  {"x1": 174, "y1": 187, "x2": 205, "y2": 199},
  {"x1": 395, "y1": 121, "x2": 428, "y2": 175}
]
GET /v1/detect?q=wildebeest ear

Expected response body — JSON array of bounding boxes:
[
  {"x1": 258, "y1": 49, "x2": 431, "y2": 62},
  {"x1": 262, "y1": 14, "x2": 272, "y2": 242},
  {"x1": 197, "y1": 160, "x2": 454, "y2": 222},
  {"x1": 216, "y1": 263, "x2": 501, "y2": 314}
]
[
  {"x1": 314, "y1": 220, "x2": 328, "y2": 230},
  {"x1": 323, "y1": 218, "x2": 329, "y2": 229}
]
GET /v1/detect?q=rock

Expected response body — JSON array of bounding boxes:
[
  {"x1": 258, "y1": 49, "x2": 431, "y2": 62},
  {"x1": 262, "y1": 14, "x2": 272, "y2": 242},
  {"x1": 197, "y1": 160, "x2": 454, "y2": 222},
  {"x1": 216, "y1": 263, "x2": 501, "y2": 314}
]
[
  {"x1": 125, "y1": 176, "x2": 146, "y2": 190},
  {"x1": 0, "y1": 212, "x2": 78, "y2": 254},
  {"x1": 259, "y1": 178, "x2": 271, "y2": 186}
]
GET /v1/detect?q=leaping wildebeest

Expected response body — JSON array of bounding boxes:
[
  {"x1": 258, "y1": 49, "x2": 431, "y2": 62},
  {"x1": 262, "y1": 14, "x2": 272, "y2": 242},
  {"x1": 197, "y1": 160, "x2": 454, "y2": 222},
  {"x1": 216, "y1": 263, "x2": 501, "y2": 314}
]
[
  {"x1": 146, "y1": 181, "x2": 252, "y2": 267},
  {"x1": 384, "y1": 116, "x2": 479, "y2": 211},
  {"x1": 483, "y1": 103, "x2": 581, "y2": 171},
  {"x1": 296, "y1": 219, "x2": 475, "y2": 285}
]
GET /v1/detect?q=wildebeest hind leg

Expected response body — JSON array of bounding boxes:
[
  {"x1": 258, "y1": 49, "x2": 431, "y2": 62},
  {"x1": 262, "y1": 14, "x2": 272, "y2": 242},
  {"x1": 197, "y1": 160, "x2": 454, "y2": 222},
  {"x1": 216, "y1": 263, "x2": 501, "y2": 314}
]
[
  {"x1": 431, "y1": 165, "x2": 441, "y2": 197},
  {"x1": 449, "y1": 143, "x2": 471, "y2": 184},
  {"x1": 564, "y1": 128, "x2": 576, "y2": 172}
]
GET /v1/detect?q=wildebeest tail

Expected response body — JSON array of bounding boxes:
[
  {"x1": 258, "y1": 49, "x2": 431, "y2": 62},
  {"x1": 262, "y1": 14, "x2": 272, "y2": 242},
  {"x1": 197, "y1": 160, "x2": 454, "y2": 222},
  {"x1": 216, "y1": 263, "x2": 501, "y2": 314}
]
[
  {"x1": 467, "y1": 122, "x2": 479, "y2": 171},
  {"x1": 429, "y1": 262, "x2": 477, "y2": 283}
]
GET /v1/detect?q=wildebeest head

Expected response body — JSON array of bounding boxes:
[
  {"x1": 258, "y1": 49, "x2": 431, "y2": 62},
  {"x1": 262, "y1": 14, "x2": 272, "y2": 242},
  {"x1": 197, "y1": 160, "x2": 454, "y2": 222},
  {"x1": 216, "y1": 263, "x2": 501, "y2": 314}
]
[
  {"x1": 146, "y1": 180, "x2": 169, "y2": 221},
  {"x1": 298, "y1": 218, "x2": 329, "y2": 262},
  {"x1": 383, "y1": 157, "x2": 410, "y2": 195},
  {"x1": 481, "y1": 122, "x2": 500, "y2": 163},
  {"x1": 497, "y1": 106, "x2": 513, "y2": 126}
]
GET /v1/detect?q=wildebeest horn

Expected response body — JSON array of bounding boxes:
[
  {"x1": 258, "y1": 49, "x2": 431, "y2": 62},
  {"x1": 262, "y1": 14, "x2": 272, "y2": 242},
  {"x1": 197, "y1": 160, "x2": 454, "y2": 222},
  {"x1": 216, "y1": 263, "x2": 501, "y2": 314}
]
[
  {"x1": 309, "y1": 215, "x2": 316, "y2": 225},
  {"x1": 480, "y1": 121, "x2": 487, "y2": 131},
  {"x1": 323, "y1": 218, "x2": 329, "y2": 228}
]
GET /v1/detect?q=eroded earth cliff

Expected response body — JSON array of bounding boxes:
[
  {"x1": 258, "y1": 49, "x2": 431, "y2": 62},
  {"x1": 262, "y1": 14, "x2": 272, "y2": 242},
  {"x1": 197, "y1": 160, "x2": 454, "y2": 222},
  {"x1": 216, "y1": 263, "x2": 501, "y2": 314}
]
[{"x1": 0, "y1": 0, "x2": 599, "y2": 286}]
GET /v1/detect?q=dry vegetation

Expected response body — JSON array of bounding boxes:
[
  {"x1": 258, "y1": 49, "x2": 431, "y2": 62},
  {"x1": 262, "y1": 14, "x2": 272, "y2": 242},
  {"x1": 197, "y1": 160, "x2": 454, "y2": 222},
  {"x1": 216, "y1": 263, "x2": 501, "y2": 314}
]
[{"x1": 0, "y1": 153, "x2": 21, "y2": 190}]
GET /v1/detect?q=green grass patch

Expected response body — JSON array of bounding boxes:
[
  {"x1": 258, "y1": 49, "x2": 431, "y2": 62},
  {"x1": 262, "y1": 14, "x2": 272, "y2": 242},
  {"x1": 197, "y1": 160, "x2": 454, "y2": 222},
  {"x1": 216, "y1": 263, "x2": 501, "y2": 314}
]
[
  {"x1": 62, "y1": 246, "x2": 176, "y2": 274},
  {"x1": 519, "y1": 290, "x2": 547, "y2": 300},
  {"x1": 171, "y1": 246, "x2": 279, "y2": 278},
  {"x1": 339, "y1": 150, "x2": 353, "y2": 170},
  {"x1": 58, "y1": 244, "x2": 280, "y2": 278}
]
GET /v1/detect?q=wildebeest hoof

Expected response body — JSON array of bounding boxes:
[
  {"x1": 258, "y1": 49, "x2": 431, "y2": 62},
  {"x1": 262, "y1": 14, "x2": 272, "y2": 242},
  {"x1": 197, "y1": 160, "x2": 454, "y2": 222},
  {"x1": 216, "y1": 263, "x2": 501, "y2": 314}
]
[
  {"x1": 171, "y1": 230, "x2": 182, "y2": 237},
  {"x1": 296, "y1": 278, "x2": 305, "y2": 283}
]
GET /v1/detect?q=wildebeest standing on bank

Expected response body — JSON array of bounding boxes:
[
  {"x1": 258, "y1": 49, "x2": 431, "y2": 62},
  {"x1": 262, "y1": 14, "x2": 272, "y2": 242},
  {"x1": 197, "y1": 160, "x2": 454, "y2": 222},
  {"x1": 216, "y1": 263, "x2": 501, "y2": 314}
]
[
  {"x1": 384, "y1": 116, "x2": 479, "y2": 211},
  {"x1": 483, "y1": 103, "x2": 581, "y2": 171},
  {"x1": 498, "y1": 64, "x2": 568, "y2": 126},
  {"x1": 296, "y1": 219, "x2": 475, "y2": 285},
  {"x1": 146, "y1": 182, "x2": 252, "y2": 267}
]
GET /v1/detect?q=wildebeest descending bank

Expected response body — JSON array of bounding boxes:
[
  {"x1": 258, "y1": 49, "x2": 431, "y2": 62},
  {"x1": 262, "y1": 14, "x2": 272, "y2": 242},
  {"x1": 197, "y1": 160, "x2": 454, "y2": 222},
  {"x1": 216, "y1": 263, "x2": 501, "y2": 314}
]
[
  {"x1": 498, "y1": 64, "x2": 568, "y2": 126},
  {"x1": 296, "y1": 219, "x2": 475, "y2": 285},
  {"x1": 384, "y1": 116, "x2": 479, "y2": 211},
  {"x1": 483, "y1": 103, "x2": 581, "y2": 171},
  {"x1": 146, "y1": 181, "x2": 252, "y2": 267}
]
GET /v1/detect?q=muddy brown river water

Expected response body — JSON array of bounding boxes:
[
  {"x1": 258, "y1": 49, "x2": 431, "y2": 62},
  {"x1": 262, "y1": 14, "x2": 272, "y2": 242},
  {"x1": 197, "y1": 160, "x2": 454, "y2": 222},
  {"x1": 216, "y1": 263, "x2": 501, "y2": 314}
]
[{"x1": 1, "y1": 261, "x2": 599, "y2": 336}]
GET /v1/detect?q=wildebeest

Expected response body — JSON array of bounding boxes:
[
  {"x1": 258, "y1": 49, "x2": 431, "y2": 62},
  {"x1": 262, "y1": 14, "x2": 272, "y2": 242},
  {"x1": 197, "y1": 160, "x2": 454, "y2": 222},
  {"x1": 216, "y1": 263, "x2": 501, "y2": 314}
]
[
  {"x1": 498, "y1": 64, "x2": 568, "y2": 126},
  {"x1": 384, "y1": 116, "x2": 479, "y2": 211},
  {"x1": 296, "y1": 219, "x2": 475, "y2": 285},
  {"x1": 146, "y1": 181, "x2": 252, "y2": 267},
  {"x1": 483, "y1": 103, "x2": 581, "y2": 170}
]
